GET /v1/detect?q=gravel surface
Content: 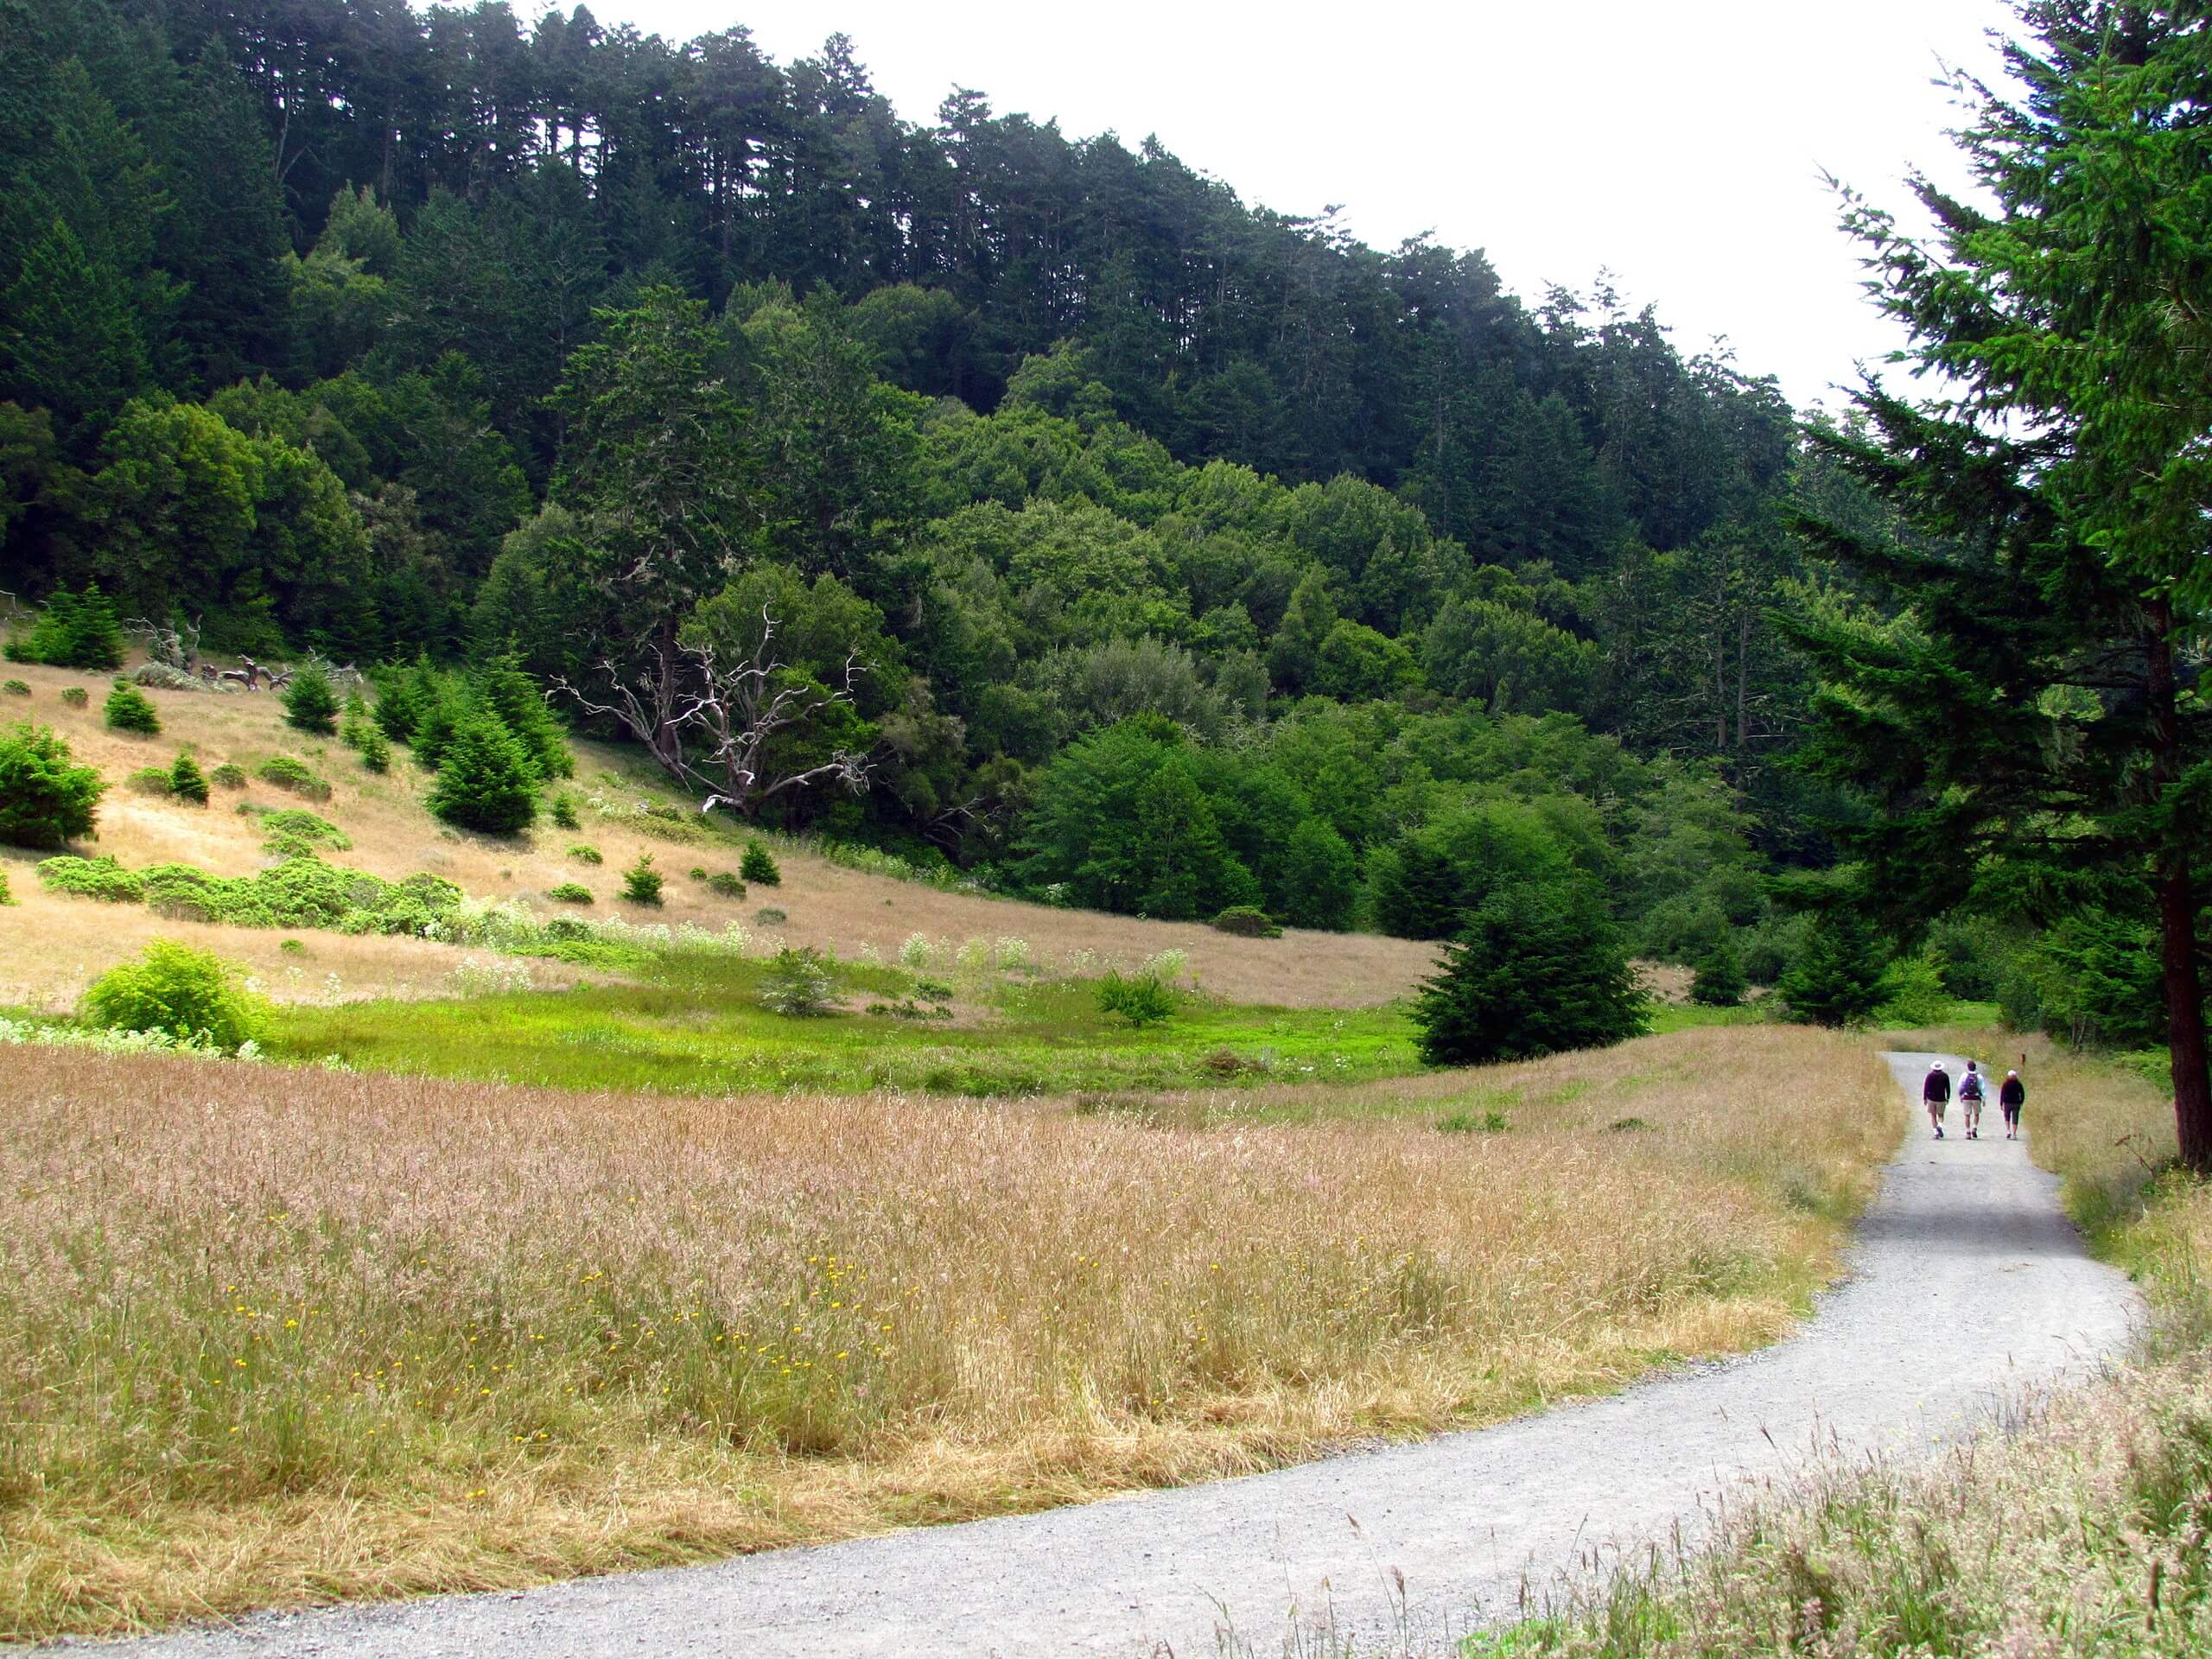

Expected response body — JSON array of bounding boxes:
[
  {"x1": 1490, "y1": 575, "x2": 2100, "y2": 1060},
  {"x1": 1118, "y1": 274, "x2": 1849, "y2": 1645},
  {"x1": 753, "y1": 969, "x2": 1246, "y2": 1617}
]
[{"x1": 75, "y1": 1051, "x2": 2140, "y2": 1659}]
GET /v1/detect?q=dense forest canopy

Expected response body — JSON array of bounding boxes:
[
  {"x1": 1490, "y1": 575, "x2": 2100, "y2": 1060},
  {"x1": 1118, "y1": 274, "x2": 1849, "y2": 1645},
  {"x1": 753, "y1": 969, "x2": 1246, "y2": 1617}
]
[{"x1": 0, "y1": 0, "x2": 1854, "y2": 972}]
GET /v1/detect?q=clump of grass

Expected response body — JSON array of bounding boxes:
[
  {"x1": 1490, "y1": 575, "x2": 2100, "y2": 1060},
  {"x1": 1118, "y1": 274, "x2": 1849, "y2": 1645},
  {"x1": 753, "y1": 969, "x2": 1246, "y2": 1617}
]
[
  {"x1": 755, "y1": 906, "x2": 786, "y2": 925},
  {"x1": 124, "y1": 764, "x2": 174, "y2": 795},
  {"x1": 568, "y1": 843, "x2": 603, "y2": 864},
  {"x1": 3, "y1": 677, "x2": 29, "y2": 697},
  {"x1": 0, "y1": 1026, "x2": 1895, "y2": 1637},
  {"x1": 547, "y1": 881, "x2": 594, "y2": 905},
  {"x1": 1097, "y1": 969, "x2": 1176, "y2": 1028},
  {"x1": 208, "y1": 762, "x2": 247, "y2": 789},
  {"x1": 254, "y1": 755, "x2": 332, "y2": 801},
  {"x1": 702, "y1": 870, "x2": 746, "y2": 898},
  {"x1": 60, "y1": 686, "x2": 88, "y2": 708},
  {"x1": 1437, "y1": 1109, "x2": 1509, "y2": 1134}
]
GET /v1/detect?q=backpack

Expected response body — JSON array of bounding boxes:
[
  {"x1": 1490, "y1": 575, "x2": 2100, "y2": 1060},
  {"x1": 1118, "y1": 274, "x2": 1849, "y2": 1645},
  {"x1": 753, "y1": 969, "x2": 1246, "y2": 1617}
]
[{"x1": 1960, "y1": 1072, "x2": 1983, "y2": 1101}]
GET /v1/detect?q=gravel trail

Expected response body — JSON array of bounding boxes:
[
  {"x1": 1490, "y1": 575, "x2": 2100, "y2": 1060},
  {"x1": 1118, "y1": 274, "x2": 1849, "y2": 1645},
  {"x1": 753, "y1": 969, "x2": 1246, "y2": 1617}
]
[{"x1": 79, "y1": 1052, "x2": 2140, "y2": 1659}]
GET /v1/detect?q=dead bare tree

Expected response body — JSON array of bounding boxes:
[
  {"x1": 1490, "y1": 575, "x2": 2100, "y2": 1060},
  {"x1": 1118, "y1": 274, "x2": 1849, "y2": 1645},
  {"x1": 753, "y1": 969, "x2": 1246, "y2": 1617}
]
[
  {"x1": 556, "y1": 607, "x2": 873, "y2": 820},
  {"x1": 127, "y1": 614, "x2": 202, "y2": 673}
]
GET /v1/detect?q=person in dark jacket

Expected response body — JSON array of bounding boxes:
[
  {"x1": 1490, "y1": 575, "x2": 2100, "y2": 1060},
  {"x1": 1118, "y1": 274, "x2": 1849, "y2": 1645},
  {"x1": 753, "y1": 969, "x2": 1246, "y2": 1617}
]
[
  {"x1": 1923, "y1": 1062, "x2": 1951, "y2": 1138},
  {"x1": 1999, "y1": 1070, "x2": 2027, "y2": 1140}
]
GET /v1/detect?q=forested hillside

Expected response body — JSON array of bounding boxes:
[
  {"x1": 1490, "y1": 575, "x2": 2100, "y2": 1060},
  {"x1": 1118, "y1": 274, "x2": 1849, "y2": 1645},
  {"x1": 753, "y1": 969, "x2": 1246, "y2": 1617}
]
[{"x1": 0, "y1": 0, "x2": 1839, "y2": 965}]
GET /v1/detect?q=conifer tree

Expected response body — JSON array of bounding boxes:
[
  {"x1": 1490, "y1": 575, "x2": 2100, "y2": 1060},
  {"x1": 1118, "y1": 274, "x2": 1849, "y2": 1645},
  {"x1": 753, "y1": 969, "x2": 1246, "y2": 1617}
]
[
  {"x1": 1803, "y1": 1, "x2": 2212, "y2": 1166},
  {"x1": 425, "y1": 711, "x2": 537, "y2": 833},
  {"x1": 1414, "y1": 878, "x2": 1645, "y2": 1065}
]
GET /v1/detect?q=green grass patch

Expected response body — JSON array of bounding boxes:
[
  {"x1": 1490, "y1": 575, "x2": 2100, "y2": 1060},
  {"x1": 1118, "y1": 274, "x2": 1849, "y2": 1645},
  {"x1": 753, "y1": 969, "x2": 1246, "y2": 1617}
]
[{"x1": 266, "y1": 965, "x2": 1423, "y2": 1099}]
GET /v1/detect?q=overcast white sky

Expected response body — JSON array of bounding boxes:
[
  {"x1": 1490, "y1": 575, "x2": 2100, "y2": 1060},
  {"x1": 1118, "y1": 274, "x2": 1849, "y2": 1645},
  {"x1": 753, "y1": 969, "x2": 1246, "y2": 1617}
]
[{"x1": 587, "y1": 0, "x2": 2015, "y2": 411}]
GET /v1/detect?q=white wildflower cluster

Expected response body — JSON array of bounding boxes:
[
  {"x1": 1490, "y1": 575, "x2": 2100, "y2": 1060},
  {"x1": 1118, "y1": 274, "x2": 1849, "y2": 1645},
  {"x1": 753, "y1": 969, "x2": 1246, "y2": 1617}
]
[{"x1": 0, "y1": 1016, "x2": 264, "y2": 1062}]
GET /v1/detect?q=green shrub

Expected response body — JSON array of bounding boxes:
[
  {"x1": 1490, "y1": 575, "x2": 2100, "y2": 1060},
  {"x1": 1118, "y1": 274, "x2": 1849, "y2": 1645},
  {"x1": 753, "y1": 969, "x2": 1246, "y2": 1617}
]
[
  {"x1": 1875, "y1": 952, "x2": 1956, "y2": 1027},
  {"x1": 104, "y1": 680, "x2": 160, "y2": 735},
  {"x1": 1096, "y1": 969, "x2": 1176, "y2": 1028},
  {"x1": 425, "y1": 713, "x2": 538, "y2": 834},
  {"x1": 1211, "y1": 905, "x2": 1281, "y2": 938},
  {"x1": 549, "y1": 791, "x2": 580, "y2": 830},
  {"x1": 4, "y1": 582, "x2": 123, "y2": 670},
  {"x1": 620, "y1": 853, "x2": 663, "y2": 906},
  {"x1": 124, "y1": 765, "x2": 174, "y2": 795},
  {"x1": 741, "y1": 842, "x2": 781, "y2": 886},
  {"x1": 755, "y1": 906, "x2": 787, "y2": 925},
  {"x1": 359, "y1": 729, "x2": 391, "y2": 772},
  {"x1": 0, "y1": 724, "x2": 104, "y2": 848},
  {"x1": 1414, "y1": 879, "x2": 1646, "y2": 1065},
  {"x1": 208, "y1": 762, "x2": 247, "y2": 789},
  {"x1": 704, "y1": 871, "x2": 747, "y2": 899},
  {"x1": 80, "y1": 939, "x2": 266, "y2": 1052},
  {"x1": 568, "y1": 843, "x2": 602, "y2": 864},
  {"x1": 760, "y1": 946, "x2": 836, "y2": 1016},
  {"x1": 1688, "y1": 938, "x2": 1747, "y2": 1007},
  {"x1": 36, "y1": 855, "x2": 144, "y2": 902},
  {"x1": 282, "y1": 665, "x2": 340, "y2": 734},
  {"x1": 258, "y1": 809, "x2": 349, "y2": 855},
  {"x1": 2, "y1": 679, "x2": 28, "y2": 697},
  {"x1": 0, "y1": 867, "x2": 10, "y2": 905},
  {"x1": 547, "y1": 881, "x2": 594, "y2": 904},
  {"x1": 254, "y1": 755, "x2": 332, "y2": 800},
  {"x1": 168, "y1": 753, "x2": 210, "y2": 804},
  {"x1": 60, "y1": 686, "x2": 87, "y2": 708}
]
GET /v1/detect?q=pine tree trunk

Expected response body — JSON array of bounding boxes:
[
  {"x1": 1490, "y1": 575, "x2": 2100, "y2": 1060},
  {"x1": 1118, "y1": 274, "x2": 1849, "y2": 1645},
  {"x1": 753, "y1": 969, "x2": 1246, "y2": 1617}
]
[
  {"x1": 2145, "y1": 602, "x2": 2212, "y2": 1172},
  {"x1": 2155, "y1": 858, "x2": 2212, "y2": 1172}
]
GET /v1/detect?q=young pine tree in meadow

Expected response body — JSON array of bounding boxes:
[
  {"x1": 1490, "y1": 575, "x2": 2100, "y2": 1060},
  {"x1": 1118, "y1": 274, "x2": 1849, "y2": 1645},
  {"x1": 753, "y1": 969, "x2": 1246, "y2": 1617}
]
[
  {"x1": 282, "y1": 664, "x2": 340, "y2": 734},
  {"x1": 425, "y1": 712, "x2": 538, "y2": 834},
  {"x1": 103, "y1": 680, "x2": 159, "y2": 734},
  {"x1": 1414, "y1": 878, "x2": 1645, "y2": 1065}
]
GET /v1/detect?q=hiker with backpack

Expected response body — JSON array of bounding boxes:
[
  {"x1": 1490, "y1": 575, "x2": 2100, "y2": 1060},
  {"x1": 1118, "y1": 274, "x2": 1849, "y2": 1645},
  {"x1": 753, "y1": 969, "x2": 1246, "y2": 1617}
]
[
  {"x1": 1923, "y1": 1062, "x2": 1951, "y2": 1138},
  {"x1": 1999, "y1": 1070, "x2": 2026, "y2": 1140},
  {"x1": 1958, "y1": 1061, "x2": 1986, "y2": 1138}
]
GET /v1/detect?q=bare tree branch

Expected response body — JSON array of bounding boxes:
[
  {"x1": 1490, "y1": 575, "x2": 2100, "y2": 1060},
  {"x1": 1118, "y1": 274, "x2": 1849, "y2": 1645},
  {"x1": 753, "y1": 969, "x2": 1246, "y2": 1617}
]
[{"x1": 556, "y1": 607, "x2": 874, "y2": 818}]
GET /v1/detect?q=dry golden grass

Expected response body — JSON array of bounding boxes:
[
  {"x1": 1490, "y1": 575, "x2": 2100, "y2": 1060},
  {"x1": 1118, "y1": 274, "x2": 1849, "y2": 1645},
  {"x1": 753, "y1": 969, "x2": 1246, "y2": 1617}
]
[
  {"x1": 0, "y1": 1024, "x2": 1895, "y2": 1638},
  {"x1": 0, "y1": 657, "x2": 1437, "y2": 1008}
]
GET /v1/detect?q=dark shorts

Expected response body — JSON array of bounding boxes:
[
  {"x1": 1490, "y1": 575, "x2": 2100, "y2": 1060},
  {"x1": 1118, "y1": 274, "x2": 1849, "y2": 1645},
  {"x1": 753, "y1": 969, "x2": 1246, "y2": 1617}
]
[{"x1": 2003, "y1": 1102, "x2": 2023, "y2": 1119}]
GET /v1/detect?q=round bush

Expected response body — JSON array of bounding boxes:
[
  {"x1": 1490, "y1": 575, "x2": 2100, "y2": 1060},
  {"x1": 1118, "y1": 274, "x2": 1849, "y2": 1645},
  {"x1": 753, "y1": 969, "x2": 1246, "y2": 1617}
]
[
  {"x1": 254, "y1": 755, "x2": 332, "y2": 800},
  {"x1": 81, "y1": 939, "x2": 267, "y2": 1052},
  {"x1": 547, "y1": 881, "x2": 594, "y2": 905},
  {"x1": 0, "y1": 723, "x2": 105, "y2": 848},
  {"x1": 1211, "y1": 905, "x2": 1281, "y2": 938},
  {"x1": 60, "y1": 687, "x2": 88, "y2": 708}
]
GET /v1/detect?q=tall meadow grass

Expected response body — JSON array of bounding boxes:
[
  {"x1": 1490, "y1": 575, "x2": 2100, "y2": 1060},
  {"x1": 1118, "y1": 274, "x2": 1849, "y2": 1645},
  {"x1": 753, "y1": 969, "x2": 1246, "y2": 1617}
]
[{"x1": 0, "y1": 1026, "x2": 1892, "y2": 1637}]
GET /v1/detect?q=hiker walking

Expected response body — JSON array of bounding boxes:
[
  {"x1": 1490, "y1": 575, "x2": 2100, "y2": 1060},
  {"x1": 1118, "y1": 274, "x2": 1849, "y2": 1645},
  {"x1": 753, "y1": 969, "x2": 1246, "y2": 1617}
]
[
  {"x1": 1923, "y1": 1061, "x2": 1951, "y2": 1138},
  {"x1": 1999, "y1": 1069, "x2": 2026, "y2": 1140},
  {"x1": 1958, "y1": 1061, "x2": 1986, "y2": 1139}
]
